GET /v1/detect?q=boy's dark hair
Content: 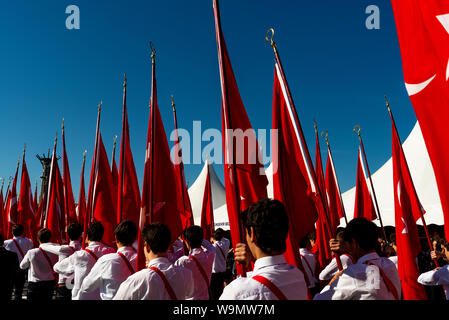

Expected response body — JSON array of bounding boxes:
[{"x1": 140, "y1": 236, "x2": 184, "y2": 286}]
[
  {"x1": 299, "y1": 235, "x2": 310, "y2": 248},
  {"x1": 242, "y1": 198, "x2": 289, "y2": 255},
  {"x1": 213, "y1": 228, "x2": 225, "y2": 241},
  {"x1": 184, "y1": 226, "x2": 203, "y2": 249},
  {"x1": 389, "y1": 233, "x2": 396, "y2": 245},
  {"x1": 67, "y1": 223, "x2": 83, "y2": 241},
  {"x1": 38, "y1": 228, "x2": 52, "y2": 243},
  {"x1": 343, "y1": 218, "x2": 378, "y2": 251},
  {"x1": 0, "y1": 233, "x2": 4, "y2": 246},
  {"x1": 114, "y1": 220, "x2": 138, "y2": 246},
  {"x1": 142, "y1": 223, "x2": 171, "y2": 254},
  {"x1": 336, "y1": 230, "x2": 345, "y2": 241},
  {"x1": 12, "y1": 224, "x2": 24, "y2": 237},
  {"x1": 87, "y1": 222, "x2": 104, "y2": 242},
  {"x1": 224, "y1": 230, "x2": 232, "y2": 249}
]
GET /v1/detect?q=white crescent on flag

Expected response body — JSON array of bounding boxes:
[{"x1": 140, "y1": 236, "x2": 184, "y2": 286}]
[{"x1": 436, "y1": 14, "x2": 449, "y2": 81}]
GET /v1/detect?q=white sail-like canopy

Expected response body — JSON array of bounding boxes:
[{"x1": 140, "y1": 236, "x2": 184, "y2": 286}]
[
  {"x1": 187, "y1": 160, "x2": 229, "y2": 230},
  {"x1": 341, "y1": 121, "x2": 443, "y2": 226}
]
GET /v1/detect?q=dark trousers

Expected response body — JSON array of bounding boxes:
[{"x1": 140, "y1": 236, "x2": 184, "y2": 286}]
[
  {"x1": 27, "y1": 280, "x2": 55, "y2": 301},
  {"x1": 55, "y1": 285, "x2": 72, "y2": 300},
  {"x1": 13, "y1": 269, "x2": 27, "y2": 300},
  {"x1": 209, "y1": 272, "x2": 227, "y2": 300}
]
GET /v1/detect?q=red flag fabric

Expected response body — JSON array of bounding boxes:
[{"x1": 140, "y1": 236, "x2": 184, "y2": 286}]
[
  {"x1": 138, "y1": 54, "x2": 183, "y2": 271},
  {"x1": 18, "y1": 156, "x2": 38, "y2": 246},
  {"x1": 62, "y1": 124, "x2": 77, "y2": 227},
  {"x1": 200, "y1": 163, "x2": 214, "y2": 241},
  {"x1": 391, "y1": 0, "x2": 449, "y2": 240},
  {"x1": 312, "y1": 129, "x2": 333, "y2": 270},
  {"x1": 325, "y1": 147, "x2": 346, "y2": 229},
  {"x1": 112, "y1": 155, "x2": 118, "y2": 189},
  {"x1": 391, "y1": 115, "x2": 428, "y2": 300},
  {"x1": 77, "y1": 153, "x2": 87, "y2": 228},
  {"x1": 117, "y1": 77, "x2": 141, "y2": 228},
  {"x1": 213, "y1": 0, "x2": 268, "y2": 276},
  {"x1": 89, "y1": 134, "x2": 117, "y2": 248},
  {"x1": 0, "y1": 183, "x2": 4, "y2": 236},
  {"x1": 35, "y1": 193, "x2": 45, "y2": 229},
  {"x1": 3, "y1": 184, "x2": 10, "y2": 236},
  {"x1": 353, "y1": 148, "x2": 377, "y2": 221},
  {"x1": 32, "y1": 182, "x2": 38, "y2": 213},
  {"x1": 272, "y1": 62, "x2": 318, "y2": 269},
  {"x1": 45, "y1": 142, "x2": 65, "y2": 244},
  {"x1": 7, "y1": 164, "x2": 20, "y2": 239},
  {"x1": 172, "y1": 102, "x2": 194, "y2": 231}
]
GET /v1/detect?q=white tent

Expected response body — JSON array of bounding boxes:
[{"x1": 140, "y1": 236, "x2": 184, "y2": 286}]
[
  {"x1": 341, "y1": 121, "x2": 443, "y2": 227},
  {"x1": 188, "y1": 160, "x2": 230, "y2": 230}
]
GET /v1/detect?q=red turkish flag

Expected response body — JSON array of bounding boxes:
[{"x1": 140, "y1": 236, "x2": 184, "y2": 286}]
[
  {"x1": 0, "y1": 184, "x2": 4, "y2": 236},
  {"x1": 117, "y1": 78, "x2": 141, "y2": 227},
  {"x1": 272, "y1": 62, "x2": 318, "y2": 270},
  {"x1": 391, "y1": 0, "x2": 449, "y2": 240},
  {"x1": 325, "y1": 147, "x2": 346, "y2": 229},
  {"x1": 200, "y1": 164, "x2": 215, "y2": 241},
  {"x1": 76, "y1": 154, "x2": 87, "y2": 228},
  {"x1": 353, "y1": 148, "x2": 377, "y2": 221},
  {"x1": 18, "y1": 157, "x2": 38, "y2": 246},
  {"x1": 62, "y1": 125, "x2": 77, "y2": 226},
  {"x1": 32, "y1": 183, "x2": 38, "y2": 213},
  {"x1": 391, "y1": 113, "x2": 427, "y2": 300},
  {"x1": 213, "y1": 0, "x2": 268, "y2": 276},
  {"x1": 7, "y1": 164, "x2": 20, "y2": 239},
  {"x1": 137, "y1": 56, "x2": 183, "y2": 271}
]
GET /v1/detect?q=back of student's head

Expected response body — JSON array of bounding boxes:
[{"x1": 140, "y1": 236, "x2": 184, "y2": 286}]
[
  {"x1": 224, "y1": 230, "x2": 232, "y2": 249},
  {"x1": 389, "y1": 233, "x2": 396, "y2": 246},
  {"x1": 0, "y1": 233, "x2": 4, "y2": 246},
  {"x1": 12, "y1": 224, "x2": 24, "y2": 237},
  {"x1": 87, "y1": 222, "x2": 104, "y2": 242},
  {"x1": 336, "y1": 230, "x2": 345, "y2": 241},
  {"x1": 299, "y1": 235, "x2": 310, "y2": 248},
  {"x1": 243, "y1": 198, "x2": 289, "y2": 255},
  {"x1": 184, "y1": 226, "x2": 203, "y2": 249},
  {"x1": 67, "y1": 223, "x2": 83, "y2": 241},
  {"x1": 142, "y1": 223, "x2": 171, "y2": 254},
  {"x1": 343, "y1": 218, "x2": 378, "y2": 251},
  {"x1": 114, "y1": 220, "x2": 138, "y2": 246},
  {"x1": 213, "y1": 228, "x2": 225, "y2": 241},
  {"x1": 38, "y1": 228, "x2": 52, "y2": 243}
]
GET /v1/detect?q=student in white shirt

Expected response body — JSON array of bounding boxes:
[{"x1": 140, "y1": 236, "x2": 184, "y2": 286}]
[
  {"x1": 80, "y1": 220, "x2": 137, "y2": 300},
  {"x1": 39, "y1": 222, "x2": 83, "y2": 300},
  {"x1": 209, "y1": 228, "x2": 230, "y2": 300},
  {"x1": 298, "y1": 234, "x2": 319, "y2": 294},
  {"x1": 20, "y1": 228, "x2": 58, "y2": 301},
  {"x1": 174, "y1": 225, "x2": 216, "y2": 300},
  {"x1": 114, "y1": 223, "x2": 194, "y2": 300},
  {"x1": 53, "y1": 222, "x2": 114, "y2": 300},
  {"x1": 220, "y1": 199, "x2": 308, "y2": 300},
  {"x1": 4, "y1": 224, "x2": 34, "y2": 300},
  {"x1": 319, "y1": 231, "x2": 354, "y2": 282},
  {"x1": 417, "y1": 239, "x2": 449, "y2": 299},
  {"x1": 314, "y1": 218, "x2": 401, "y2": 300}
]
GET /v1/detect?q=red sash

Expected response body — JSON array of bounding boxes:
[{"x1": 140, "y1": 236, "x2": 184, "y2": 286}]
[
  {"x1": 118, "y1": 252, "x2": 135, "y2": 275},
  {"x1": 13, "y1": 239, "x2": 25, "y2": 258},
  {"x1": 189, "y1": 255, "x2": 209, "y2": 287},
  {"x1": 364, "y1": 261, "x2": 399, "y2": 300},
  {"x1": 252, "y1": 275, "x2": 287, "y2": 300},
  {"x1": 39, "y1": 247, "x2": 56, "y2": 280},
  {"x1": 84, "y1": 248, "x2": 98, "y2": 261},
  {"x1": 149, "y1": 266, "x2": 177, "y2": 300}
]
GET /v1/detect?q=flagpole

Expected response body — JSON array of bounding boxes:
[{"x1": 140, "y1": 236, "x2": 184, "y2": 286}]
[
  {"x1": 62, "y1": 118, "x2": 69, "y2": 242},
  {"x1": 353, "y1": 125, "x2": 388, "y2": 242},
  {"x1": 322, "y1": 130, "x2": 349, "y2": 225},
  {"x1": 117, "y1": 74, "x2": 127, "y2": 224},
  {"x1": 112, "y1": 135, "x2": 118, "y2": 171},
  {"x1": 213, "y1": 0, "x2": 246, "y2": 277},
  {"x1": 80, "y1": 149, "x2": 87, "y2": 225},
  {"x1": 266, "y1": 28, "x2": 343, "y2": 271},
  {"x1": 149, "y1": 42, "x2": 156, "y2": 228},
  {"x1": 385, "y1": 96, "x2": 438, "y2": 267},
  {"x1": 44, "y1": 132, "x2": 57, "y2": 229}
]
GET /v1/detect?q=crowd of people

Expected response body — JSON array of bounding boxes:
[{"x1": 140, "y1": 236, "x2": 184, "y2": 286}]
[{"x1": 0, "y1": 198, "x2": 448, "y2": 301}]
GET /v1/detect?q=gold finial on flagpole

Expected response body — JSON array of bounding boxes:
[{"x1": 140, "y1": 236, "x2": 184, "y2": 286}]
[
  {"x1": 113, "y1": 135, "x2": 118, "y2": 147},
  {"x1": 150, "y1": 42, "x2": 156, "y2": 63},
  {"x1": 265, "y1": 28, "x2": 277, "y2": 52},
  {"x1": 23, "y1": 143, "x2": 27, "y2": 157},
  {"x1": 353, "y1": 125, "x2": 362, "y2": 138},
  {"x1": 171, "y1": 94, "x2": 175, "y2": 112},
  {"x1": 313, "y1": 119, "x2": 318, "y2": 133},
  {"x1": 321, "y1": 130, "x2": 330, "y2": 147},
  {"x1": 124, "y1": 73, "x2": 127, "y2": 88},
  {"x1": 384, "y1": 94, "x2": 391, "y2": 113},
  {"x1": 98, "y1": 100, "x2": 103, "y2": 114},
  {"x1": 62, "y1": 118, "x2": 65, "y2": 132},
  {"x1": 83, "y1": 149, "x2": 87, "y2": 160}
]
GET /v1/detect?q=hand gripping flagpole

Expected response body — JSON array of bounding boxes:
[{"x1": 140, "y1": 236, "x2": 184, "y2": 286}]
[
  {"x1": 322, "y1": 130, "x2": 349, "y2": 225},
  {"x1": 353, "y1": 125, "x2": 388, "y2": 243},
  {"x1": 266, "y1": 28, "x2": 344, "y2": 274},
  {"x1": 385, "y1": 95, "x2": 439, "y2": 268}
]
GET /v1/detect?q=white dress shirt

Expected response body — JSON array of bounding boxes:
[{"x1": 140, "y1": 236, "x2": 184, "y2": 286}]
[
  {"x1": 319, "y1": 254, "x2": 354, "y2": 281},
  {"x1": 220, "y1": 254, "x2": 307, "y2": 300},
  {"x1": 80, "y1": 246, "x2": 137, "y2": 300},
  {"x1": 53, "y1": 241, "x2": 115, "y2": 300},
  {"x1": 113, "y1": 257, "x2": 194, "y2": 300},
  {"x1": 314, "y1": 252, "x2": 402, "y2": 300},
  {"x1": 388, "y1": 255, "x2": 398, "y2": 270},
  {"x1": 168, "y1": 239, "x2": 186, "y2": 264},
  {"x1": 174, "y1": 239, "x2": 216, "y2": 300},
  {"x1": 212, "y1": 237, "x2": 230, "y2": 273},
  {"x1": 299, "y1": 248, "x2": 318, "y2": 288},
  {"x1": 4, "y1": 236, "x2": 34, "y2": 264},
  {"x1": 39, "y1": 240, "x2": 82, "y2": 285},
  {"x1": 417, "y1": 265, "x2": 449, "y2": 299},
  {"x1": 19, "y1": 245, "x2": 59, "y2": 282}
]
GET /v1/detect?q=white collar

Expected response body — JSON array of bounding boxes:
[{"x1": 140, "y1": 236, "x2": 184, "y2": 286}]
[
  {"x1": 148, "y1": 257, "x2": 170, "y2": 268},
  {"x1": 357, "y1": 252, "x2": 380, "y2": 264},
  {"x1": 253, "y1": 255, "x2": 287, "y2": 272}
]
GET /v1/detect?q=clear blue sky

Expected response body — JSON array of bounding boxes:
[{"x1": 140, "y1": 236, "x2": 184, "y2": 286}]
[{"x1": 0, "y1": 0, "x2": 415, "y2": 199}]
